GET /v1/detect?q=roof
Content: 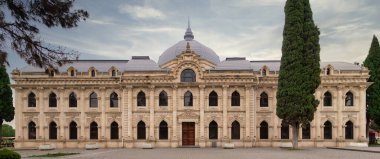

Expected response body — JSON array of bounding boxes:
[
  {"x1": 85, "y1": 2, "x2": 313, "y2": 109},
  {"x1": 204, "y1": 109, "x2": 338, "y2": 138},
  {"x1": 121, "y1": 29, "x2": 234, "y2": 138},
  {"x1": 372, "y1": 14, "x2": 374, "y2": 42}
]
[{"x1": 157, "y1": 24, "x2": 220, "y2": 66}]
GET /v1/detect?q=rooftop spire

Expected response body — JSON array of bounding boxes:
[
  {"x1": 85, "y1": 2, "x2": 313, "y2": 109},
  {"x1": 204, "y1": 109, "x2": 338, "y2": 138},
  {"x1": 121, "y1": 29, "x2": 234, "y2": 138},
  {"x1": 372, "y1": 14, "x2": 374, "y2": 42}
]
[{"x1": 184, "y1": 17, "x2": 194, "y2": 41}]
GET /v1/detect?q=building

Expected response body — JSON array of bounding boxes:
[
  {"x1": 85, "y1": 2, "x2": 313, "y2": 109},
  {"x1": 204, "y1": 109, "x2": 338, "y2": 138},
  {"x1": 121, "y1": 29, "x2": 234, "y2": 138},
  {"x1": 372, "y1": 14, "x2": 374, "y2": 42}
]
[{"x1": 11, "y1": 24, "x2": 370, "y2": 148}]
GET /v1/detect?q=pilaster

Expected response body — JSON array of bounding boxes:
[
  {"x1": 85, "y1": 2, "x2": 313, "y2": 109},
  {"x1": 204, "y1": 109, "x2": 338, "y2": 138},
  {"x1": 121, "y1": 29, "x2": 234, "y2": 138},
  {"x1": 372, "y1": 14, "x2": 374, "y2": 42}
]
[
  {"x1": 222, "y1": 85, "x2": 229, "y2": 141},
  {"x1": 171, "y1": 85, "x2": 178, "y2": 147},
  {"x1": 199, "y1": 85, "x2": 205, "y2": 147},
  {"x1": 149, "y1": 85, "x2": 155, "y2": 141}
]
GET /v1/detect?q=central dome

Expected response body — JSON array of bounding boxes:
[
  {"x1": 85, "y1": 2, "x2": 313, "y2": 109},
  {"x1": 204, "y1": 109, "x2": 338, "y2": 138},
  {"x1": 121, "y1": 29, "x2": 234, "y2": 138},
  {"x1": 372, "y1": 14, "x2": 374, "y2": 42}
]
[{"x1": 158, "y1": 23, "x2": 220, "y2": 66}]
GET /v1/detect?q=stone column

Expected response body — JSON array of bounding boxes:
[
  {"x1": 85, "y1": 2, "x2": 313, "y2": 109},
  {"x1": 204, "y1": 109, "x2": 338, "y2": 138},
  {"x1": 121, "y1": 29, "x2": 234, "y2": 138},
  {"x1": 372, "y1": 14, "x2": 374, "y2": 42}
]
[
  {"x1": 359, "y1": 85, "x2": 366, "y2": 141},
  {"x1": 15, "y1": 87, "x2": 22, "y2": 142},
  {"x1": 171, "y1": 85, "x2": 178, "y2": 147},
  {"x1": 251, "y1": 86, "x2": 256, "y2": 145},
  {"x1": 272, "y1": 87, "x2": 279, "y2": 140},
  {"x1": 100, "y1": 87, "x2": 106, "y2": 140},
  {"x1": 80, "y1": 87, "x2": 85, "y2": 141},
  {"x1": 127, "y1": 86, "x2": 133, "y2": 145},
  {"x1": 314, "y1": 89, "x2": 322, "y2": 146},
  {"x1": 121, "y1": 86, "x2": 127, "y2": 142},
  {"x1": 58, "y1": 87, "x2": 65, "y2": 140},
  {"x1": 244, "y1": 85, "x2": 251, "y2": 147},
  {"x1": 199, "y1": 85, "x2": 205, "y2": 147},
  {"x1": 149, "y1": 85, "x2": 155, "y2": 141},
  {"x1": 337, "y1": 86, "x2": 343, "y2": 141},
  {"x1": 38, "y1": 87, "x2": 45, "y2": 140},
  {"x1": 222, "y1": 85, "x2": 229, "y2": 141}
]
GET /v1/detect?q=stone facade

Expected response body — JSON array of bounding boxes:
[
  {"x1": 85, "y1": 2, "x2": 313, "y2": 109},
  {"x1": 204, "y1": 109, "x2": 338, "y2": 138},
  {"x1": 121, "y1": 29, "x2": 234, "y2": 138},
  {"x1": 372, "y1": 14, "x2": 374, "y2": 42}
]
[{"x1": 11, "y1": 27, "x2": 370, "y2": 149}]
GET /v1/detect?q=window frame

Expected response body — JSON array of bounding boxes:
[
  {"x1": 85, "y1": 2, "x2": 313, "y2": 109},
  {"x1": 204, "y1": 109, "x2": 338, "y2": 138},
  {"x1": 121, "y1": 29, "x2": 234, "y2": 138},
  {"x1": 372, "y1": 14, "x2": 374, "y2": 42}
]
[
  {"x1": 110, "y1": 92, "x2": 118, "y2": 108},
  {"x1": 90, "y1": 122, "x2": 98, "y2": 140},
  {"x1": 260, "y1": 121, "x2": 269, "y2": 139},
  {"x1": 69, "y1": 92, "x2": 77, "y2": 107},
  {"x1": 184, "y1": 91, "x2": 193, "y2": 106},
  {"x1": 89, "y1": 92, "x2": 98, "y2": 108},
  {"x1": 49, "y1": 121, "x2": 57, "y2": 140},
  {"x1": 231, "y1": 121, "x2": 240, "y2": 139},
  {"x1": 345, "y1": 92, "x2": 354, "y2": 106},
  {"x1": 159, "y1": 121, "x2": 168, "y2": 140},
  {"x1": 28, "y1": 122, "x2": 37, "y2": 140},
  {"x1": 137, "y1": 91, "x2": 146, "y2": 106},
  {"x1": 209, "y1": 91, "x2": 218, "y2": 106},
  {"x1": 345, "y1": 121, "x2": 354, "y2": 139},
  {"x1": 48, "y1": 92, "x2": 57, "y2": 107},
  {"x1": 28, "y1": 92, "x2": 36, "y2": 107},
  {"x1": 231, "y1": 91, "x2": 240, "y2": 106},
  {"x1": 159, "y1": 91, "x2": 168, "y2": 106},
  {"x1": 323, "y1": 92, "x2": 332, "y2": 106},
  {"x1": 324, "y1": 121, "x2": 332, "y2": 139},
  {"x1": 69, "y1": 121, "x2": 77, "y2": 140},
  {"x1": 260, "y1": 92, "x2": 268, "y2": 107},
  {"x1": 209, "y1": 121, "x2": 218, "y2": 139},
  {"x1": 180, "y1": 69, "x2": 196, "y2": 82},
  {"x1": 110, "y1": 122, "x2": 119, "y2": 140},
  {"x1": 281, "y1": 121, "x2": 289, "y2": 139},
  {"x1": 137, "y1": 121, "x2": 146, "y2": 140}
]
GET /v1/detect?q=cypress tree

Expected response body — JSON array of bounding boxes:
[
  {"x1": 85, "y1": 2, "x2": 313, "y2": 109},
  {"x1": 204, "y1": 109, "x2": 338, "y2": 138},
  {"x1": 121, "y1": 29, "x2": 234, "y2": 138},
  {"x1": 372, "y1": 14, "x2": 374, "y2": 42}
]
[
  {"x1": 0, "y1": 65, "x2": 14, "y2": 140},
  {"x1": 276, "y1": 0, "x2": 320, "y2": 148},
  {"x1": 363, "y1": 35, "x2": 380, "y2": 128}
]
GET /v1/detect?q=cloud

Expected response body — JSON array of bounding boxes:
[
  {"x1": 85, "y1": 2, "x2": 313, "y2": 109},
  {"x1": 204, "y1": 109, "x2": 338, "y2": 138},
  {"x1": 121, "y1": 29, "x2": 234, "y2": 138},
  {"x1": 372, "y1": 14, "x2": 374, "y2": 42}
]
[{"x1": 119, "y1": 4, "x2": 166, "y2": 20}]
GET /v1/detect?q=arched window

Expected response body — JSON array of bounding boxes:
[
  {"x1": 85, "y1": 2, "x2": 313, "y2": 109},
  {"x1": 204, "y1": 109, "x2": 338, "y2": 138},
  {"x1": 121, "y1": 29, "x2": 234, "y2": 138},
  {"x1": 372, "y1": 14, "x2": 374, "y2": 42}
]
[
  {"x1": 260, "y1": 92, "x2": 268, "y2": 107},
  {"x1": 70, "y1": 70, "x2": 75, "y2": 77},
  {"x1": 184, "y1": 91, "x2": 193, "y2": 106},
  {"x1": 111, "y1": 70, "x2": 116, "y2": 77},
  {"x1": 91, "y1": 69, "x2": 96, "y2": 77},
  {"x1": 159, "y1": 91, "x2": 168, "y2": 106},
  {"x1": 345, "y1": 92, "x2": 354, "y2": 106},
  {"x1": 110, "y1": 122, "x2": 119, "y2": 139},
  {"x1": 326, "y1": 68, "x2": 331, "y2": 75},
  {"x1": 209, "y1": 121, "x2": 218, "y2": 139},
  {"x1": 49, "y1": 122, "x2": 57, "y2": 140},
  {"x1": 69, "y1": 92, "x2": 77, "y2": 107},
  {"x1": 137, "y1": 121, "x2": 146, "y2": 140},
  {"x1": 49, "y1": 92, "x2": 57, "y2": 107},
  {"x1": 90, "y1": 122, "x2": 98, "y2": 139},
  {"x1": 137, "y1": 91, "x2": 146, "y2": 106},
  {"x1": 159, "y1": 121, "x2": 168, "y2": 140},
  {"x1": 28, "y1": 121, "x2": 36, "y2": 140},
  {"x1": 110, "y1": 92, "x2": 118, "y2": 108},
  {"x1": 281, "y1": 121, "x2": 289, "y2": 139},
  {"x1": 49, "y1": 70, "x2": 54, "y2": 77},
  {"x1": 302, "y1": 123, "x2": 311, "y2": 139},
  {"x1": 260, "y1": 121, "x2": 269, "y2": 139},
  {"x1": 181, "y1": 69, "x2": 196, "y2": 82},
  {"x1": 89, "y1": 92, "x2": 98, "y2": 107},
  {"x1": 231, "y1": 91, "x2": 240, "y2": 106},
  {"x1": 262, "y1": 69, "x2": 267, "y2": 77},
  {"x1": 323, "y1": 92, "x2": 332, "y2": 106},
  {"x1": 28, "y1": 92, "x2": 36, "y2": 107},
  {"x1": 209, "y1": 91, "x2": 218, "y2": 106},
  {"x1": 345, "y1": 121, "x2": 354, "y2": 139},
  {"x1": 231, "y1": 121, "x2": 240, "y2": 139},
  {"x1": 324, "y1": 121, "x2": 332, "y2": 139},
  {"x1": 69, "y1": 121, "x2": 77, "y2": 140}
]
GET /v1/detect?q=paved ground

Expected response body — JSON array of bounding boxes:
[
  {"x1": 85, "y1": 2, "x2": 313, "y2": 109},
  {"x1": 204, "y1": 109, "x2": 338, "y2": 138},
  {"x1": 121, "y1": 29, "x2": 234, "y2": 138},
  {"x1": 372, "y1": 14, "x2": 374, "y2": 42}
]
[{"x1": 16, "y1": 147, "x2": 380, "y2": 159}]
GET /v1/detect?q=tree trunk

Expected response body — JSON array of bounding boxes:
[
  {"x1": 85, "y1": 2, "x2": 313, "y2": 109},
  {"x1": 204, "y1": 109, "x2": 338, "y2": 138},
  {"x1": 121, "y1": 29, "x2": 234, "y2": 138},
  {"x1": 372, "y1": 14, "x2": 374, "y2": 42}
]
[
  {"x1": 292, "y1": 123, "x2": 299, "y2": 149},
  {"x1": 0, "y1": 120, "x2": 3, "y2": 140}
]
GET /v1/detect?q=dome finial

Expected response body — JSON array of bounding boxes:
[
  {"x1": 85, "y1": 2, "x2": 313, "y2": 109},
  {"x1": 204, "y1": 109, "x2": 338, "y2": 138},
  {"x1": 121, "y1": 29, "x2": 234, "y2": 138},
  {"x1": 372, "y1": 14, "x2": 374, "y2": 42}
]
[{"x1": 184, "y1": 17, "x2": 194, "y2": 41}]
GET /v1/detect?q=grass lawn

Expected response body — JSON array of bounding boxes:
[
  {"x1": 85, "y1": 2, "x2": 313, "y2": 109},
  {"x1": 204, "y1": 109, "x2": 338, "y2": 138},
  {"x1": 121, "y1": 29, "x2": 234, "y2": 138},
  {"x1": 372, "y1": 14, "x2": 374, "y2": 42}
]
[{"x1": 30, "y1": 152, "x2": 79, "y2": 157}]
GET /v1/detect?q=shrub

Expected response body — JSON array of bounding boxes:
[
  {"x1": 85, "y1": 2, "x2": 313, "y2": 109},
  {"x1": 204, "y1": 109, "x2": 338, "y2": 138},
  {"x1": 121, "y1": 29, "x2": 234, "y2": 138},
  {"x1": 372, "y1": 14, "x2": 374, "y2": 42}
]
[{"x1": 0, "y1": 148, "x2": 21, "y2": 159}]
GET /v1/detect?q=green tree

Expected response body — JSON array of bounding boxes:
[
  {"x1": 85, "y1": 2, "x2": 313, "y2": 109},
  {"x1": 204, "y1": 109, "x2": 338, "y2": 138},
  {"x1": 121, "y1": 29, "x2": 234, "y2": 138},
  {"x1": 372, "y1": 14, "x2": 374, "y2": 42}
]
[
  {"x1": 276, "y1": 0, "x2": 320, "y2": 148},
  {"x1": 1, "y1": 124, "x2": 15, "y2": 137},
  {"x1": 0, "y1": 0, "x2": 89, "y2": 68},
  {"x1": 363, "y1": 35, "x2": 380, "y2": 128},
  {"x1": 0, "y1": 65, "x2": 14, "y2": 140}
]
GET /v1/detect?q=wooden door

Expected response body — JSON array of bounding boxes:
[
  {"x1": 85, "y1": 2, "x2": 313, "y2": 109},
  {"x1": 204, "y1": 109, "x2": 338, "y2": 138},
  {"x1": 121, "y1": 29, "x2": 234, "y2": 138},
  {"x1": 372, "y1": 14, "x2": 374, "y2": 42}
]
[{"x1": 182, "y1": 122, "x2": 195, "y2": 145}]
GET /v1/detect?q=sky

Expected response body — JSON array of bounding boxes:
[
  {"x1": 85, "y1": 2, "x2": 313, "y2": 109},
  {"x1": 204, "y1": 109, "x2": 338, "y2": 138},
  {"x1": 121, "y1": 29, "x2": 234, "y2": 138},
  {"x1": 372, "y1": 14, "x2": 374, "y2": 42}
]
[{"x1": 4, "y1": 0, "x2": 380, "y2": 126}]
